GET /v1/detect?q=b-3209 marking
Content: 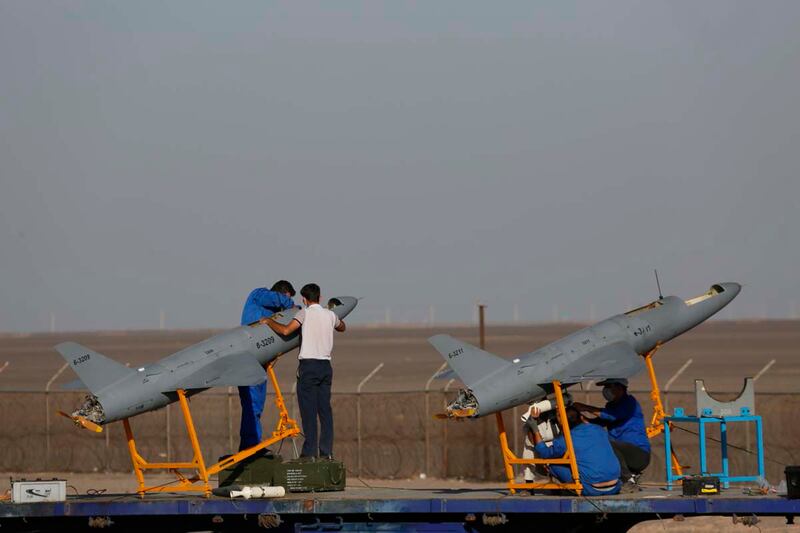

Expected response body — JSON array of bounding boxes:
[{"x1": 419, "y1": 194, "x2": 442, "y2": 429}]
[{"x1": 256, "y1": 337, "x2": 275, "y2": 349}]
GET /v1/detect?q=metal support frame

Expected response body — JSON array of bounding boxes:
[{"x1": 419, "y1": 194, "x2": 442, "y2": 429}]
[
  {"x1": 496, "y1": 380, "x2": 582, "y2": 495},
  {"x1": 123, "y1": 360, "x2": 300, "y2": 497},
  {"x1": 664, "y1": 414, "x2": 765, "y2": 490},
  {"x1": 643, "y1": 345, "x2": 684, "y2": 477}
]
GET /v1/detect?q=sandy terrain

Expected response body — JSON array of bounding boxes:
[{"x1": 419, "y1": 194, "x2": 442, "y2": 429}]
[{"x1": 1, "y1": 320, "x2": 798, "y2": 394}]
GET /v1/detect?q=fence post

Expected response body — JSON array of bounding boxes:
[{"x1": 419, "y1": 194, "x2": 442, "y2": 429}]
[
  {"x1": 356, "y1": 363, "x2": 384, "y2": 478},
  {"x1": 45, "y1": 363, "x2": 69, "y2": 470},
  {"x1": 478, "y1": 304, "x2": 486, "y2": 349},
  {"x1": 227, "y1": 386, "x2": 234, "y2": 454},
  {"x1": 290, "y1": 381, "x2": 300, "y2": 459},
  {"x1": 166, "y1": 403, "x2": 172, "y2": 462},
  {"x1": 44, "y1": 392, "x2": 49, "y2": 471},
  {"x1": 512, "y1": 405, "x2": 519, "y2": 458},
  {"x1": 753, "y1": 359, "x2": 775, "y2": 382},
  {"x1": 749, "y1": 359, "x2": 775, "y2": 465},
  {"x1": 425, "y1": 363, "x2": 447, "y2": 476},
  {"x1": 663, "y1": 358, "x2": 693, "y2": 414},
  {"x1": 105, "y1": 422, "x2": 111, "y2": 471},
  {"x1": 442, "y1": 378, "x2": 455, "y2": 478},
  {"x1": 291, "y1": 381, "x2": 298, "y2": 427}
]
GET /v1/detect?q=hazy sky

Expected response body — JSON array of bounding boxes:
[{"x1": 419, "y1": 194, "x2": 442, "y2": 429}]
[{"x1": 1, "y1": 2, "x2": 799, "y2": 332}]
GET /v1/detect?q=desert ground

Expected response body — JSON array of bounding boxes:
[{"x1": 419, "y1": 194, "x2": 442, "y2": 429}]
[{"x1": 1, "y1": 320, "x2": 797, "y2": 394}]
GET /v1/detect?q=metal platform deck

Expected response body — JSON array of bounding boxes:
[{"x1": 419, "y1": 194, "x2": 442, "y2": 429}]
[{"x1": 2, "y1": 486, "x2": 798, "y2": 532}]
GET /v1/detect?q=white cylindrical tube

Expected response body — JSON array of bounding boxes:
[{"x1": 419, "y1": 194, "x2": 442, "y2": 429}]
[
  {"x1": 532, "y1": 399, "x2": 553, "y2": 414},
  {"x1": 230, "y1": 486, "x2": 286, "y2": 499},
  {"x1": 521, "y1": 399, "x2": 554, "y2": 423},
  {"x1": 255, "y1": 486, "x2": 286, "y2": 498}
]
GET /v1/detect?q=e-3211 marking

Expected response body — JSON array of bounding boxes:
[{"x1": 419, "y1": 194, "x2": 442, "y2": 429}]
[{"x1": 448, "y1": 348, "x2": 464, "y2": 359}]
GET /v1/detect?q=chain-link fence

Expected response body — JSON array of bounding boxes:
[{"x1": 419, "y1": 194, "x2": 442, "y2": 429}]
[{"x1": 0, "y1": 389, "x2": 796, "y2": 484}]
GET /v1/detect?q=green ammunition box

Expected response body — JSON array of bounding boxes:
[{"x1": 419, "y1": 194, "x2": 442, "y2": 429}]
[
  {"x1": 272, "y1": 459, "x2": 346, "y2": 492},
  {"x1": 217, "y1": 453, "x2": 284, "y2": 488}
]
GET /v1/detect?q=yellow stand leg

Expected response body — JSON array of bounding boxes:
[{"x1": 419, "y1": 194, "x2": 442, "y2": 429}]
[
  {"x1": 123, "y1": 418, "x2": 146, "y2": 496},
  {"x1": 122, "y1": 360, "x2": 300, "y2": 496},
  {"x1": 177, "y1": 389, "x2": 211, "y2": 496},
  {"x1": 208, "y1": 361, "x2": 300, "y2": 474},
  {"x1": 643, "y1": 346, "x2": 684, "y2": 476},
  {"x1": 496, "y1": 380, "x2": 583, "y2": 495}
]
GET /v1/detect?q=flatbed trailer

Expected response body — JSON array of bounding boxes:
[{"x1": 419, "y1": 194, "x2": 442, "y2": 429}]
[{"x1": 2, "y1": 486, "x2": 798, "y2": 532}]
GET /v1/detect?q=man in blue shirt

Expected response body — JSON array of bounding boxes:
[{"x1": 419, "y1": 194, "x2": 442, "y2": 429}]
[
  {"x1": 573, "y1": 378, "x2": 651, "y2": 484},
  {"x1": 533, "y1": 406, "x2": 621, "y2": 496},
  {"x1": 238, "y1": 280, "x2": 296, "y2": 451}
]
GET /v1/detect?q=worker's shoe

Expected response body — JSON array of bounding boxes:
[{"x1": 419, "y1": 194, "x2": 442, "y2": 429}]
[
  {"x1": 320, "y1": 455, "x2": 335, "y2": 462},
  {"x1": 620, "y1": 478, "x2": 641, "y2": 494},
  {"x1": 296, "y1": 455, "x2": 315, "y2": 463}
]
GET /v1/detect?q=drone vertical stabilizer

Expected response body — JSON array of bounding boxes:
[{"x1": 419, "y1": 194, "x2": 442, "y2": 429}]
[
  {"x1": 428, "y1": 334, "x2": 508, "y2": 386},
  {"x1": 55, "y1": 341, "x2": 134, "y2": 394}
]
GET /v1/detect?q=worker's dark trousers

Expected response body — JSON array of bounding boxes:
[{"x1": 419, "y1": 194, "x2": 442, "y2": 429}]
[
  {"x1": 297, "y1": 359, "x2": 334, "y2": 458},
  {"x1": 611, "y1": 441, "x2": 651, "y2": 480}
]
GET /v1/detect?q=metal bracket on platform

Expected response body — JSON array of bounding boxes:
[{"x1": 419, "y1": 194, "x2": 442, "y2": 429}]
[
  {"x1": 695, "y1": 378, "x2": 755, "y2": 417},
  {"x1": 665, "y1": 377, "x2": 764, "y2": 489}
]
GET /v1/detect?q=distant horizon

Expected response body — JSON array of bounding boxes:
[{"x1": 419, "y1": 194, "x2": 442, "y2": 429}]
[{"x1": 2, "y1": 316, "x2": 796, "y2": 337}]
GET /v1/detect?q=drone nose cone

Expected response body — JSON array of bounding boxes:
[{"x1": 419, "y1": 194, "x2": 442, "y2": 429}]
[
  {"x1": 332, "y1": 296, "x2": 357, "y2": 308},
  {"x1": 718, "y1": 282, "x2": 742, "y2": 299},
  {"x1": 327, "y1": 296, "x2": 358, "y2": 318}
]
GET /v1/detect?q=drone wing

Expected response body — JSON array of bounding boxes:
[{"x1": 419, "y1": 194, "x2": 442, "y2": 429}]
[
  {"x1": 546, "y1": 341, "x2": 644, "y2": 385},
  {"x1": 164, "y1": 352, "x2": 266, "y2": 391}
]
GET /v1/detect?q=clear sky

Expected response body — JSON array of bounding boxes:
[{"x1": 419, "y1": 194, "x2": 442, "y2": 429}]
[{"x1": 1, "y1": 2, "x2": 799, "y2": 331}]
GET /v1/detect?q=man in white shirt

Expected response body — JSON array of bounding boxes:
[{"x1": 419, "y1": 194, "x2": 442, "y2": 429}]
[{"x1": 264, "y1": 283, "x2": 346, "y2": 460}]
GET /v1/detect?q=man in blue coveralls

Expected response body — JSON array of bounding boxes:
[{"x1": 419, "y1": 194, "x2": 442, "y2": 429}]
[
  {"x1": 573, "y1": 378, "x2": 651, "y2": 485},
  {"x1": 238, "y1": 280, "x2": 296, "y2": 451},
  {"x1": 533, "y1": 405, "x2": 621, "y2": 495}
]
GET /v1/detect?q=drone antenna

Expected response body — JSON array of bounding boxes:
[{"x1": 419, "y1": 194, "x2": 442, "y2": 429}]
[{"x1": 654, "y1": 269, "x2": 663, "y2": 300}]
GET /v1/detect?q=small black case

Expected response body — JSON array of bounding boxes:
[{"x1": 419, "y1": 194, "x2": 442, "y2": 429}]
[
  {"x1": 682, "y1": 476, "x2": 720, "y2": 496},
  {"x1": 786, "y1": 466, "x2": 800, "y2": 499}
]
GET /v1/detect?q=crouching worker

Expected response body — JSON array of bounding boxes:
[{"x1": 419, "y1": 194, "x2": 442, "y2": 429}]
[
  {"x1": 533, "y1": 405, "x2": 621, "y2": 496},
  {"x1": 520, "y1": 398, "x2": 563, "y2": 483},
  {"x1": 572, "y1": 378, "x2": 651, "y2": 486}
]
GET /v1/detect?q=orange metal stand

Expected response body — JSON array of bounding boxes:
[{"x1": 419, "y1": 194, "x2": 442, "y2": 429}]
[
  {"x1": 496, "y1": 381, "x2": 583, "y2": 495},
  {"x1": 643, "y1": 345, "x2": 684, "y2": 476},
  {"x1": 122, "y1": 360, "x2": 300, "y2": 497}
]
